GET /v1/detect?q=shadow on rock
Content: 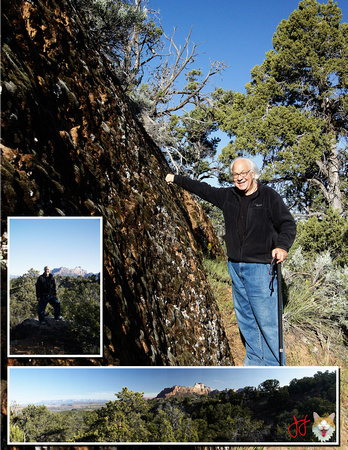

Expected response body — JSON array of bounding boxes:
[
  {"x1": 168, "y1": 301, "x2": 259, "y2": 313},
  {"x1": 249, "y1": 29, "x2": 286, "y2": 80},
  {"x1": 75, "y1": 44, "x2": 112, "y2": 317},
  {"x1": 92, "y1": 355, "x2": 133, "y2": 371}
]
[{"x1": 10, "y1": 317, "x2": 85, "y2": 356}]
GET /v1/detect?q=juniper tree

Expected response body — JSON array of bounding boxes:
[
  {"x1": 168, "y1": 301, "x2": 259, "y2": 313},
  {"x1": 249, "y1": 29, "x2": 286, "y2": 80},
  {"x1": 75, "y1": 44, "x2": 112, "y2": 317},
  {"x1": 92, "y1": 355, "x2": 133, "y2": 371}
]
[
  {"x1": 11, "y1": 405, "x2": 55, "y2": 442},
  {"x1": 77, "y1": 387, "x2": 150, "y2": 442},
  {"x1": 215, "y1": 0, "x2": 348, "y2": 215}
]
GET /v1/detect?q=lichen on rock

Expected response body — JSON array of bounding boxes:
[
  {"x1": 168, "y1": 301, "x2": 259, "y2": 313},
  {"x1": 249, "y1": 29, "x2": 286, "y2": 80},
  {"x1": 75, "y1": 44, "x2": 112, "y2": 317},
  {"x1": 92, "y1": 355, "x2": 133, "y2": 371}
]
[{"x1": 1, "y1": 0, "x2": 234, "y2": 366}]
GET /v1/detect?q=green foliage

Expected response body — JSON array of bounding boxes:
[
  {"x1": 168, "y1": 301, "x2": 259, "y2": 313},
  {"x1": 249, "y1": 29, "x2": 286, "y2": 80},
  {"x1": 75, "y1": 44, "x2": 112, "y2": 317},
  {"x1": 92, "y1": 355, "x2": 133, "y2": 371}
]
[
  {"x1": 75, "y1": 387, "x2": 150, "y2": 442},
  {"x1": 9, "y1": 424, "x2": 25, "y2": 442},
  {"x1": 76, "y1": 0, "x2": 161, "y2": 89},
  {"x1": 276, "y1": 371, "x2": 337, "y2": 442},
  {"x1": 203, "y1": 257, "x2": 230, "y2": 284},
  {"x1": 160, "y1": 72, "x2": 222, "y2": 180},
  {"x1": 149, "y1": 409, "x2": 176, "y2": 441},
  {"x1": 10, "y1": 405, "x2": 90, "y2": 443},
  {"x1": 60, "y1": 276, "x2": 101, "y2": 353},
  {"x1": 258, "y1": 379, "x2": 280, "y2": 393},
  {"x1": 9, "y1": 269, "x2": 39, "y2": 327},
  {"x1": 283, "y1": 247, "x2": 348, "y2": 345},
  {"x1": 215, "y1": 0, "x2": 348, "y2": 213},
  {"x1": 10, "y1": 405, "x2": 55, "y2": 442},
  {"x1": 292, "y1": 209, "x2": 348, "y2": 265},
  {"x1": 149, "y1": 402, "x2": 198, "y2": 442}
]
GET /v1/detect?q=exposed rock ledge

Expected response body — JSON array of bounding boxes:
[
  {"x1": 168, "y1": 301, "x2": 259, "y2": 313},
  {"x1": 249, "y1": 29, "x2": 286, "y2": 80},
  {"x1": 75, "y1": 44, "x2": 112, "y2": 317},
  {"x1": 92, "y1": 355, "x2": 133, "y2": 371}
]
[{"x1": 10, "y1": 318, "x2": 85, "y2": 356}]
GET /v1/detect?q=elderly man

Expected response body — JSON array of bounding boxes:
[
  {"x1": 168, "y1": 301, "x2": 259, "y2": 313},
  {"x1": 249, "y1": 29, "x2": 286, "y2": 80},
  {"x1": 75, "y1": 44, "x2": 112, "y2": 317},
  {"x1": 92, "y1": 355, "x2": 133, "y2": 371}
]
[
  {"x1": 166, "y1": 157, "x2": 296, "y2": 366},
  {"x1": 36, "y1": 266, "x2": 62, "y2": 324}
]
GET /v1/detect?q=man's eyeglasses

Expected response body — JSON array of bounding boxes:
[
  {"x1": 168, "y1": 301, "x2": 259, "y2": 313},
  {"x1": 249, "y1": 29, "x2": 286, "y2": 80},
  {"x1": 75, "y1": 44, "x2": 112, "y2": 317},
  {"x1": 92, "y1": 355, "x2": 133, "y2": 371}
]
[{"x1": 232, "y1": 169, "x2": 251, "y2": 179}]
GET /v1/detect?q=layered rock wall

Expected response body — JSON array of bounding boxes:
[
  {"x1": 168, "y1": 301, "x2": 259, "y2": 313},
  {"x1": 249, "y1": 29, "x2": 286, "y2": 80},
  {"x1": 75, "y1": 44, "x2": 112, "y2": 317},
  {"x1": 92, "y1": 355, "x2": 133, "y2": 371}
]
[{"x1": 1, "y1": 0, "x2": 233, "y2": 366}]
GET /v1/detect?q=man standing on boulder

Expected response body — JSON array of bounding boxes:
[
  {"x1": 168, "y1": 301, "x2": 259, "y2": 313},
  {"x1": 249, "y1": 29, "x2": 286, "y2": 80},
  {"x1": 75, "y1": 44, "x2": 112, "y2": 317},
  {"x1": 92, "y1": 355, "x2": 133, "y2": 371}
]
[
  {"x1": 166, "y1": 157, "x2": 296, "y2": 366},
  {"x1": 36, "y1": 266, "x2": 62, "y2": 324}
]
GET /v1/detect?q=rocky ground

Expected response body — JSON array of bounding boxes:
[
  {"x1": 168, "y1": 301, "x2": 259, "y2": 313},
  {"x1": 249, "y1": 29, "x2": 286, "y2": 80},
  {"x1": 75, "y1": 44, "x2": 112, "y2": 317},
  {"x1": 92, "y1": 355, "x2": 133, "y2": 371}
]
[{"x1": 9, "y1": 317, "x2": 85, "y2": 356}]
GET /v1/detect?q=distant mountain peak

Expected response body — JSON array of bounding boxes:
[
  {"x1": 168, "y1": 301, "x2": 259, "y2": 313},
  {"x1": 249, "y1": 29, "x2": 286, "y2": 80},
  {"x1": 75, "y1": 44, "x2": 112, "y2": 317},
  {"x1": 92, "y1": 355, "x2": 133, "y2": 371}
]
[{"x1": 51, "y1": 267, "x2": 91, "y2": 277}]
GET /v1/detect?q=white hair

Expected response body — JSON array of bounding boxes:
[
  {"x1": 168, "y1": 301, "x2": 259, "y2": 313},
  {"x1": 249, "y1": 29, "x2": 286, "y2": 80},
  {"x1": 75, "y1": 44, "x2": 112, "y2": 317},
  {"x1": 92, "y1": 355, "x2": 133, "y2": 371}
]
[{"x1": 229, "y1": 157, "x2": 260, "y2": 180}]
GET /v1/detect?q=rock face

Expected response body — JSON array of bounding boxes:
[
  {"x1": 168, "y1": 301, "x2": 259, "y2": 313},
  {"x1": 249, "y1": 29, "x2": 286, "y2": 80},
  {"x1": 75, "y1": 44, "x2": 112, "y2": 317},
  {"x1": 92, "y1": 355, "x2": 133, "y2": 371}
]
[
  {"x1": 1, "y1": 0, "x2": 233, "y2": 365},
  {"x1": 157, "y1": 383, "x2": 212, "y2": 399}
]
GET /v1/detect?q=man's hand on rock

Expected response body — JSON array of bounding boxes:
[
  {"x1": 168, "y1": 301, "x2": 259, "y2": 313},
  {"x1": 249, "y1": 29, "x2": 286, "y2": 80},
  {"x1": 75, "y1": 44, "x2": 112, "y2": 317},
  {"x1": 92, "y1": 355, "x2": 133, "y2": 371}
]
[{"x1": 166, "y1": 174, "x2": 175, "y2": 184}]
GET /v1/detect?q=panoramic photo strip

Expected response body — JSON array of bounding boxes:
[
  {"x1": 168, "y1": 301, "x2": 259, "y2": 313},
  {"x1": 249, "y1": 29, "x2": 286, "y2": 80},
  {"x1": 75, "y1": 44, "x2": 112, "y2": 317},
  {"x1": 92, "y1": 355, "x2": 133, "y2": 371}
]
[{"x1": 8, "y1": 366, "x2": 339, "y2": 445}]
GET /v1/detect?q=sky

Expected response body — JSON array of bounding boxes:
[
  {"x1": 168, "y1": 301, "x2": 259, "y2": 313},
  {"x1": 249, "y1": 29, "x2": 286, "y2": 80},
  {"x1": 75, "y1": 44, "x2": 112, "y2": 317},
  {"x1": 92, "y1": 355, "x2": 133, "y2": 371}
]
[
  {"x1": 8, "y1": 217, "x2": 102, "y2": 276},
  {"x1": 149, "y1": 0, "x2": 348, "y2": 94},
  {"x1": 8, "y1": 366, "x2": 336, "y2": 404},
  {"x1": 147, "y1": 0, "x2": 348, "y2": 181}
]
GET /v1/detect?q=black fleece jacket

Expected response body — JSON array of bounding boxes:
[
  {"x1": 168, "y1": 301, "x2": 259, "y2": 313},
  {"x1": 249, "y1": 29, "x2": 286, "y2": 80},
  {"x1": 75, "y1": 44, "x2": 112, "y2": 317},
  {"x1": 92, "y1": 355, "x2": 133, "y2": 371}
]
[
  {"x1": 174, "y1": 175, "x2": 296, "y2": 264},
  {"x1": 36, "y1": 273, "x2": 57, "y2": 298}
]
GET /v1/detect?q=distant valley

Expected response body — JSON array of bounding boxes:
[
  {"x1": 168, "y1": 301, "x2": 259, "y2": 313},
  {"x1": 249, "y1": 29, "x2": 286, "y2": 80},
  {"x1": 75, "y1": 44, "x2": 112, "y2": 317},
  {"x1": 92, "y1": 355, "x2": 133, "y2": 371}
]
[
  {"x1": 18, "y1": 399, "x2": 108, "y2": 413},
  {"x1": 19, "y1": 384, "x2": 240, "y2": 412}
]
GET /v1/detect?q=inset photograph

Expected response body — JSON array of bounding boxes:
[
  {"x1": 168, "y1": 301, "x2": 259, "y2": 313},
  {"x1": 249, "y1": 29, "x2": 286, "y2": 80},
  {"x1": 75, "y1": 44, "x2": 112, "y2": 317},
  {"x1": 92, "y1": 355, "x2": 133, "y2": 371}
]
[
  {"x1": 8, "y1": 217, "x2": 103, "y2": 357},
  {"x1": 8, "y1": 366, "x2": 339, "y2": 445}
]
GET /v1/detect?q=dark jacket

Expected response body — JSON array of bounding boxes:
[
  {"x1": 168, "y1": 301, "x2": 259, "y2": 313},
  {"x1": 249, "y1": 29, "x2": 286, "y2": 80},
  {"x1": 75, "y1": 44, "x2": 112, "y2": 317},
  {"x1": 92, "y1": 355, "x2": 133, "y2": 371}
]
[
  {"x1": 36, "y1": 273, "x2": 57, "y2": 298},
  {"x1": 174, "y1": 175, "x2": 296, "y2": 264}
]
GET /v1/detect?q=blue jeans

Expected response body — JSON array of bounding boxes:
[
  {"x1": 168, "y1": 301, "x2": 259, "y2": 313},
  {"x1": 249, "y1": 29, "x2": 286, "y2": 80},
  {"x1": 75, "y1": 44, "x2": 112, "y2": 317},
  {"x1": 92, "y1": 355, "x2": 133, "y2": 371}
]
[
  {"x1": 227, "y1": 261, "x2": 284, "y2": 366},
  {"x1": 38, "y1": 295, "x2": 61, "y2": 322}
]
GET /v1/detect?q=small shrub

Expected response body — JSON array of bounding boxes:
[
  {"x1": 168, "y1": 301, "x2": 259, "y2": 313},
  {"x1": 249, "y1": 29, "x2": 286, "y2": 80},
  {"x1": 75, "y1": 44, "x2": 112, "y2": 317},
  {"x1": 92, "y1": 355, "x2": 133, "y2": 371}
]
[{"x1": 282, "y1": 247, "x2": 348, "y2": 347}]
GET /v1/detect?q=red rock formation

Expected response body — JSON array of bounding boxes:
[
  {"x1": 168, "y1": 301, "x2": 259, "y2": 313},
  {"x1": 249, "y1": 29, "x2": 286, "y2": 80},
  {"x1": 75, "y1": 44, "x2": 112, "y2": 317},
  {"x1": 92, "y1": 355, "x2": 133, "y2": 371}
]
[{"x1": 157, "y1": 382, "x2": 212, "y2": 399}]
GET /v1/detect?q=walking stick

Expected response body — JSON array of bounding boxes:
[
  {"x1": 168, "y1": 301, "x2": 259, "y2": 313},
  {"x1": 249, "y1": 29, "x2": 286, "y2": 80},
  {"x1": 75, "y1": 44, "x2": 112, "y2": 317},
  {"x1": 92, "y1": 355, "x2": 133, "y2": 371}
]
[{"x1": 277, "y1": 262, "x2": 284, "y2": 366}]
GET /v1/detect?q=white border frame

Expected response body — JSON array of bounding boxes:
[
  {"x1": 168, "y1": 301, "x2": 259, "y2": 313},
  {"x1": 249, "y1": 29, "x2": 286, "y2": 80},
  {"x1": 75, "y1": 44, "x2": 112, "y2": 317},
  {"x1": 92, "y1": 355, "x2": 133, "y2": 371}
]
[
  {"x1": 7, "y1": 216, "x2": 103, "y2": 358},
  {"x1": 7, "y1": 365, "x2": 340, "y2": 446}
]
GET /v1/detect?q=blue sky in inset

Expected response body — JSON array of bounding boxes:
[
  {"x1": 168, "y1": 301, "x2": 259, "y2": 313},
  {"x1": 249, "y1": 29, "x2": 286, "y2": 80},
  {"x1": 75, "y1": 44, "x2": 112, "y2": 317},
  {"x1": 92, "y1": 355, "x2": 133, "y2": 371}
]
[
  {"x1": 8, "y1": 366, "x2": 335, "y2": 404},
  {"x1": 8, "y1": 217, "x2": 102, "y2": 276}
]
